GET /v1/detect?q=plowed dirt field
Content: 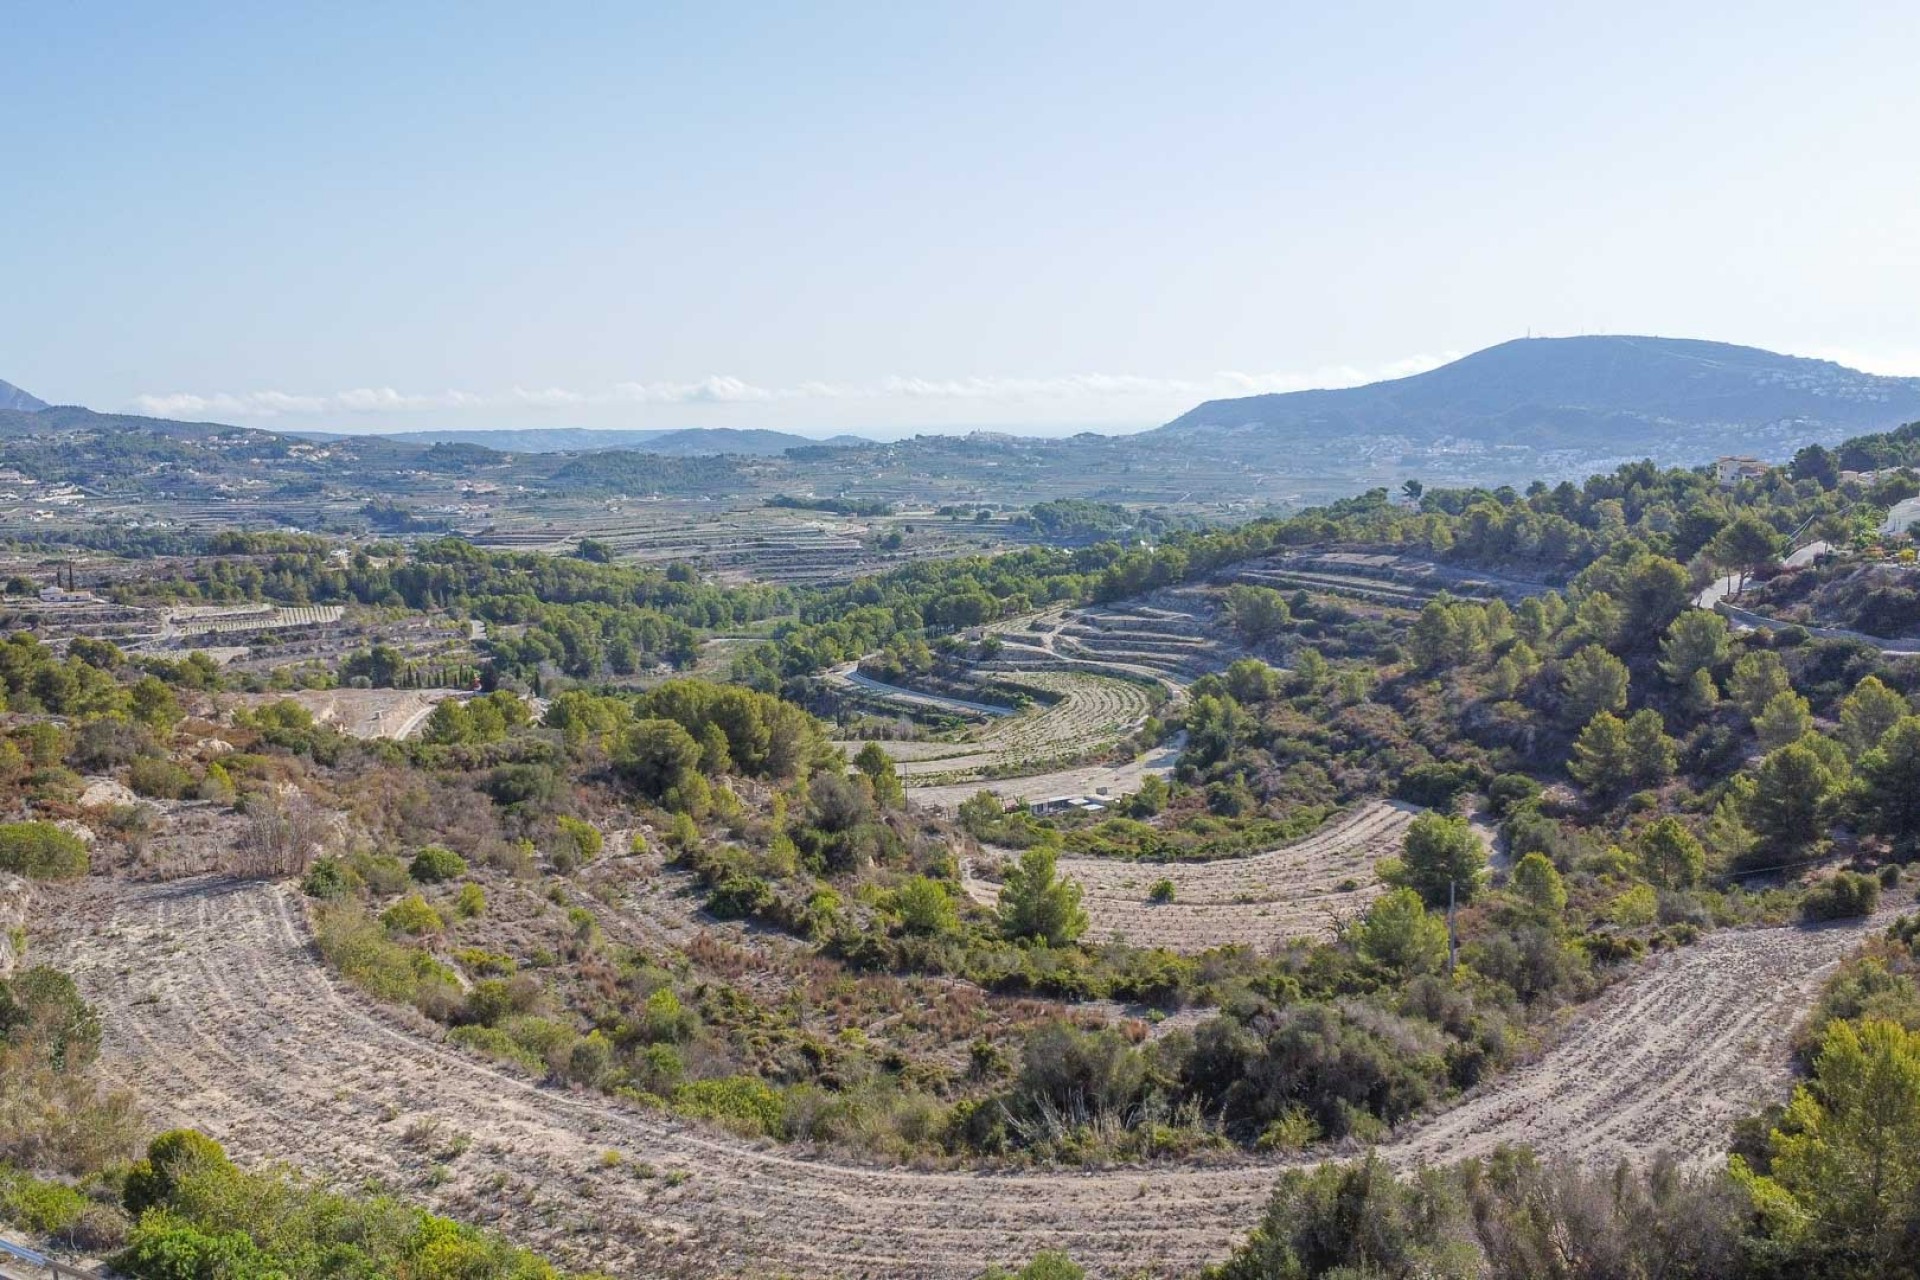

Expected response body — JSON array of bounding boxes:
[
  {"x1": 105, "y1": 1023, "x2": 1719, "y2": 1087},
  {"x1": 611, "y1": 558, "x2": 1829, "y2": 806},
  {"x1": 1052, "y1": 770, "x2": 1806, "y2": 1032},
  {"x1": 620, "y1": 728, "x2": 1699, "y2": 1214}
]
[{"x1": 44, "y1": 878, "x2": 1891, "y2": 1279}]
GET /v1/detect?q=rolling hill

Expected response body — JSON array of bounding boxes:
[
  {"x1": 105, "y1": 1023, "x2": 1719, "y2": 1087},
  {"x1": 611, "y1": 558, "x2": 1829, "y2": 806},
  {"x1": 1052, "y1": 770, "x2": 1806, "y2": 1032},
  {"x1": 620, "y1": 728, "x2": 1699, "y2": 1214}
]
[{"x1": 1154, "y1": 336, "x2": 1920, "y2": 454}]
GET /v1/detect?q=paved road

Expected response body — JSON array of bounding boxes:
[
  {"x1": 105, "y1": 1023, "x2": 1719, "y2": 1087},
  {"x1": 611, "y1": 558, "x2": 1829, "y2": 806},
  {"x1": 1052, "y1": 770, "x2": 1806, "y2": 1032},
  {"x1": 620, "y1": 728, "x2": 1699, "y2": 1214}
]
[
  {"x1": 1691, "y1": 539, "x2": 1832, "y2": 610},
  {"x1": 1684, "y1": 538, "x2": 1920, "y2": 654}
]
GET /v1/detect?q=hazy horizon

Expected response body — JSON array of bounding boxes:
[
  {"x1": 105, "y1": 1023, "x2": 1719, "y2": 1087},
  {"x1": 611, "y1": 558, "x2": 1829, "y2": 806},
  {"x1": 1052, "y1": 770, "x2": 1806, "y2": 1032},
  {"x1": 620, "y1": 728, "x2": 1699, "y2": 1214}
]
[{"x1": 6, "y1": 3, "x2": 1919, "y2": 436}]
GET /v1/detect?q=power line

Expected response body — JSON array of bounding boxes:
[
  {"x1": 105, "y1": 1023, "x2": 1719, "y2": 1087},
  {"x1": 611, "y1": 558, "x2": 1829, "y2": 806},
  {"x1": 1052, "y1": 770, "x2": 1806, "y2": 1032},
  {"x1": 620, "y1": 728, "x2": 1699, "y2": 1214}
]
[{"x1": 1720, "y1": 851, "x2": 1881, "y2": 879}]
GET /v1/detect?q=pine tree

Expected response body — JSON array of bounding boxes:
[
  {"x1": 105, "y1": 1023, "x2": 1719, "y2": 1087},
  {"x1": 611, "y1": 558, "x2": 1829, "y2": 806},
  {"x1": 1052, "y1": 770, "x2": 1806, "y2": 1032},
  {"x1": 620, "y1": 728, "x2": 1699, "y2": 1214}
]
[
  {"x1": 1839, "y1": 675, "x2": 1910, "y2": 758},
  {"x1": 1623, "y1": 709, "x2": 1676, "y2": 785},
  {"x1": 1560, "y1": 645, "x2": 1629, "y2": 728},
  {"x1": 1510, "y1": 851, "x2": 1567, "y2": 912},
  {"x1": 998, "y1": 845, "x2": 1087, "y2": 946},
  {"x1": 1569, "y1": 712, "x2": 1630, "y2": 794},
  {"x1": 1638, "y1": 816, "x2": 1706, "y2": 889},
  {"x1": 1754, "y1": 690, "x2": 1813, "y2": 752},
  {"x1": 1860, "y1": 717, "x2": 1920, "y2": 850},
  {"x1": 1746, "y1": 744, "x2": 1835, "y2": 855}
]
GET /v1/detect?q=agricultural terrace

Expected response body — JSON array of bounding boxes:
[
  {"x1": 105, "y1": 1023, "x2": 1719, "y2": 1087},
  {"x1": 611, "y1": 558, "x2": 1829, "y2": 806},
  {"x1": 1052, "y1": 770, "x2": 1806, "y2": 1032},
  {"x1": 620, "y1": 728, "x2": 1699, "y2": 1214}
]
[
  {"x1": 831, "y1": 588, "x2": 1243, "y2": 806},
  {"x1": 965, "y1": 801, "x2": 1416, "y2": 952},
  {"x1": 41, "y1": 874, "x2": 1899, "y2": 1280},
  {"x1": 887, "y1": 672, "x2": 1154, "y2": 781}
]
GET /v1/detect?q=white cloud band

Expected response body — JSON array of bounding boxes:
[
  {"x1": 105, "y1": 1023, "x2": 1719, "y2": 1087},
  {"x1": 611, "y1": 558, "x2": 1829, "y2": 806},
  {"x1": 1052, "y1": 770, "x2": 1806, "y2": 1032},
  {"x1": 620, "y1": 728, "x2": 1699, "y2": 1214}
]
[{"x1": 129, "y1": 355, "x2": 1455, "y2": 420}]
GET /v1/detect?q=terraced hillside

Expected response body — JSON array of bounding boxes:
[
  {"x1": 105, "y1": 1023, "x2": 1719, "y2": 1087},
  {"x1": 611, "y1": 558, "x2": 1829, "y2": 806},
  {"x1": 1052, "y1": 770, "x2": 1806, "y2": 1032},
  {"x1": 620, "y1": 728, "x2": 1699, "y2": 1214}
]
[
  {"x1": 44, "y1": 876, "x2": 1895, "y2": 1280},
  {"x1": 964, "y1": 801, "x2": 1413, "y2": 952},
  {"x1": 1224, "y1": 550, "x2": 1553, "y2": 610},
  {"x1": 835, "y1": 589, "x2": 1243, "y2": 807},
  {"x1": 834, "y1": 668, "x2": 1158, "y2": 786},
  {"x1": 165, "y1": 602, "x2": 346, "y2": 636},
  {"x1": 981, "y1": 591, "x2": 1240, "y2": 689},
  {"x1": 469, "y1": 503, "x2": 1016, "y2": 585}
]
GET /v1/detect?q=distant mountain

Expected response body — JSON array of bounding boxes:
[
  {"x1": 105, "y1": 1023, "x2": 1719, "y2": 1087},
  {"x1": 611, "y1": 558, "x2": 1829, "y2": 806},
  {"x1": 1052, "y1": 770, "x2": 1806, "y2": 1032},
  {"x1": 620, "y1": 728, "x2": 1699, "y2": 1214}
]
[
  {"x1": 0, "y1": 379, "x2": 48, "y2": 413},
  {"x1": 1155, "y1": 336, "x2": 1920, "y2": 452},
  {"x1": 358, "y1": 426, "x2": 872, "y2": 456},
  {"x1": 0, "y1": 403, "x2": 280, "y2": 442}
]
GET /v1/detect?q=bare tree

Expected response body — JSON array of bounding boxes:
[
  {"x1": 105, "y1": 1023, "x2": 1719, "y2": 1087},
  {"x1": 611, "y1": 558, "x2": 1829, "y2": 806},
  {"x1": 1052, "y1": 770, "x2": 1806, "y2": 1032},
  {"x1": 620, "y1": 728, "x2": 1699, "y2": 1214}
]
[{"x1": 231, "y1": 791, "x2": 333, "y2": 878}]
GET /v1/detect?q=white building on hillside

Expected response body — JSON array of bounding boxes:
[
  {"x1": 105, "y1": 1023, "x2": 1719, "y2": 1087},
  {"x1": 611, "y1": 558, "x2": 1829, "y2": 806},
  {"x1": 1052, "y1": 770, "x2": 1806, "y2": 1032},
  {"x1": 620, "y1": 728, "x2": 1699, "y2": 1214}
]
[{"x1": 1716, "y1": 456, "x2": 1769, "y2": 487}]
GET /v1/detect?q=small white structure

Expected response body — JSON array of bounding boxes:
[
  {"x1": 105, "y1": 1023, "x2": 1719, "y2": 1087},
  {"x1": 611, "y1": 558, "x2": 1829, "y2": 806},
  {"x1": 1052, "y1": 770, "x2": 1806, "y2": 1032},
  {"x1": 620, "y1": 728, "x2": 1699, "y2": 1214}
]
[
  {"x1": 1031, "y1": 796, "x2": 1108, "y2": 816},
  {"x1": 1716, "y1": 456, "x2": 1769, "y2": 487}
]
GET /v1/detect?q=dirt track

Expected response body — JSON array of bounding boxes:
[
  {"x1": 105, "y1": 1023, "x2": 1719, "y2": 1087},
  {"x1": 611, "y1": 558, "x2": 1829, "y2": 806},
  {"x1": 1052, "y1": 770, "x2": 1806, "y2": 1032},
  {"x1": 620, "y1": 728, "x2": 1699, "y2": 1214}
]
[
  {"x1": 224, "y1": 688, "x2": 461, "y2": 740},
  {"x1": 46, "y1": 878, "x2": 1894, "y2": 1280},
  {"x1": 908, "y1": 737, "x2": 1185, "y2": 814},
  {"x1": 965, "y1": 802, "x2": 1410, "y2": 952}
]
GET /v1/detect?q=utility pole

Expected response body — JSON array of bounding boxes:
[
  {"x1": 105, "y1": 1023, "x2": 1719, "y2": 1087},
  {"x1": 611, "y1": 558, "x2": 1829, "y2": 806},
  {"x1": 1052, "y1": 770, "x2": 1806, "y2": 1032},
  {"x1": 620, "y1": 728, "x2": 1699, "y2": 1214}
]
[{"x1": 1446, "y1": 879, "x2": 1458, "y2": 977}]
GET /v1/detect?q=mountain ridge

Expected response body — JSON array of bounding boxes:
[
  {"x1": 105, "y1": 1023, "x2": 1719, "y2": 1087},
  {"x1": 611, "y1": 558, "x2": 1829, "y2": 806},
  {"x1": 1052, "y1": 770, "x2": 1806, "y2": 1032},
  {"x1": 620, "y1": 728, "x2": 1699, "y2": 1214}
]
[
  {"x1": 0, "y1": 378, "x2": 48, "y2": 413},
  {"x1": 1155, "y1": 336, "x2": 1920, "y2": 450}
]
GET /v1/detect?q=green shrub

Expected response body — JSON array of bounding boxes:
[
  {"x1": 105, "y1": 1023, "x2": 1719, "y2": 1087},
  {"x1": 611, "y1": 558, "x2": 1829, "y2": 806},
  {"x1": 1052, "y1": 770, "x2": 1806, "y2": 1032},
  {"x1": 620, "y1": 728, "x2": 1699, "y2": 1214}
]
[
  {"x1": 1486, "y1": 772, "x2": 1543, "y2": 817},
  {"x1": 640, "y1": 987, "x2": 696, "y2": 1044},
  {"x1": 1254, "y1": 1107, "x2": 1321, "y2": 1153},
  {"x1": 1148, "y1": 878, "x2": 1176, "y2": 904},
  {"x1": 301, "y1": 856, "x2": 351, "y2": 899},
  {"x1": 1396, "y1": 761, "x2": 1482, "y2": 811},
  {"x1": 0, "y1": 966, "x2": 103, "y2": 1071},
  {"x1": 565, "y1": 905, "x2": 597, "y2": 946},
  {"x1": 448, "y1": 1023, "x2": 544, "y2": 1073},
  {"x1": 0, "y1": 821, "x2": 88, "y2": 879},
  {"x1": 0, "y1": 1169, "x2": 90, "y2": 1234},
  {"x1": 980, "y1": 1253, "x2": 1087, "y2": 1280},
  {"x1": 347, "y1": 850, "x2": 410, "y2": 896},
  {"x1": 461, "y1": 978, "x2": 521, "y2": 1028},
  {"x1": 1104, "y1": 949, "x2": 1195, "y2": 1008},
  {"x1": 127, "y1": 755, "x2": 193, "y2": 800},
  {"x1": 666, "y1": 811, "x2": 701, "y2": 852},
  {"x1": 1802, "y1": 872, "x2": 1880, "y2": 922},
  {"x1": 501, "y1": 1015, "x2": 578, "y2": 1065},
  {"x1": 707, "y1": 872, "x2": 775, "y2": 919},
  {"x1": 566, "y1": 1031, "x2": 612, "y2": 1085},
  {"x1": 313, "y1": 901, "x2": 459, "y2": 1010},
  {"x1": 1606, "y1": 883, "x2": 1659, "y2": 927},
  {"x1": 122, "y1": 1129, "x2": 233, "y2": 1217},
  {"x1": 116, "y1": 1211, "x2": 276, "y2": 1275},
  {"x1": 452, "y1": 947, "x2": 516, "y2": 976},
  {"x1": 381, "y1": 894, "x2": 443, "y2": 935},
  {"x1": 451, "y1": 883, "x2": 487, "y2": 919},
  {"x1": 556, "y1": 816, "x2": 603, "y2": 864},
  {"x1": 673, "y1": 1076, "x2": 785, "y2": 1138},
  {"x1": 894, "y1": 875, "x2": 958, "y2": 935},
  {"x1": 409, "y1": 845, "x2": 468, "y2": 883},
  {"x1": 1583, "y1": 931, "x2": 1647, "y2": 964},
  {"x1": 111, "y1": 1129, "x2": 573, "y2": 1278}
]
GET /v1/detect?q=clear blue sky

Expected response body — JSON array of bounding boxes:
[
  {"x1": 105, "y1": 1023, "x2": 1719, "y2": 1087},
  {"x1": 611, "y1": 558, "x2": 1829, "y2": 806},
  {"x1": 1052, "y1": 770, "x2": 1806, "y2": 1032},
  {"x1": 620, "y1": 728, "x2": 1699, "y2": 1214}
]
[{"x1": 4, "y1": 1, "x2": 1918, "y2": 437}]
